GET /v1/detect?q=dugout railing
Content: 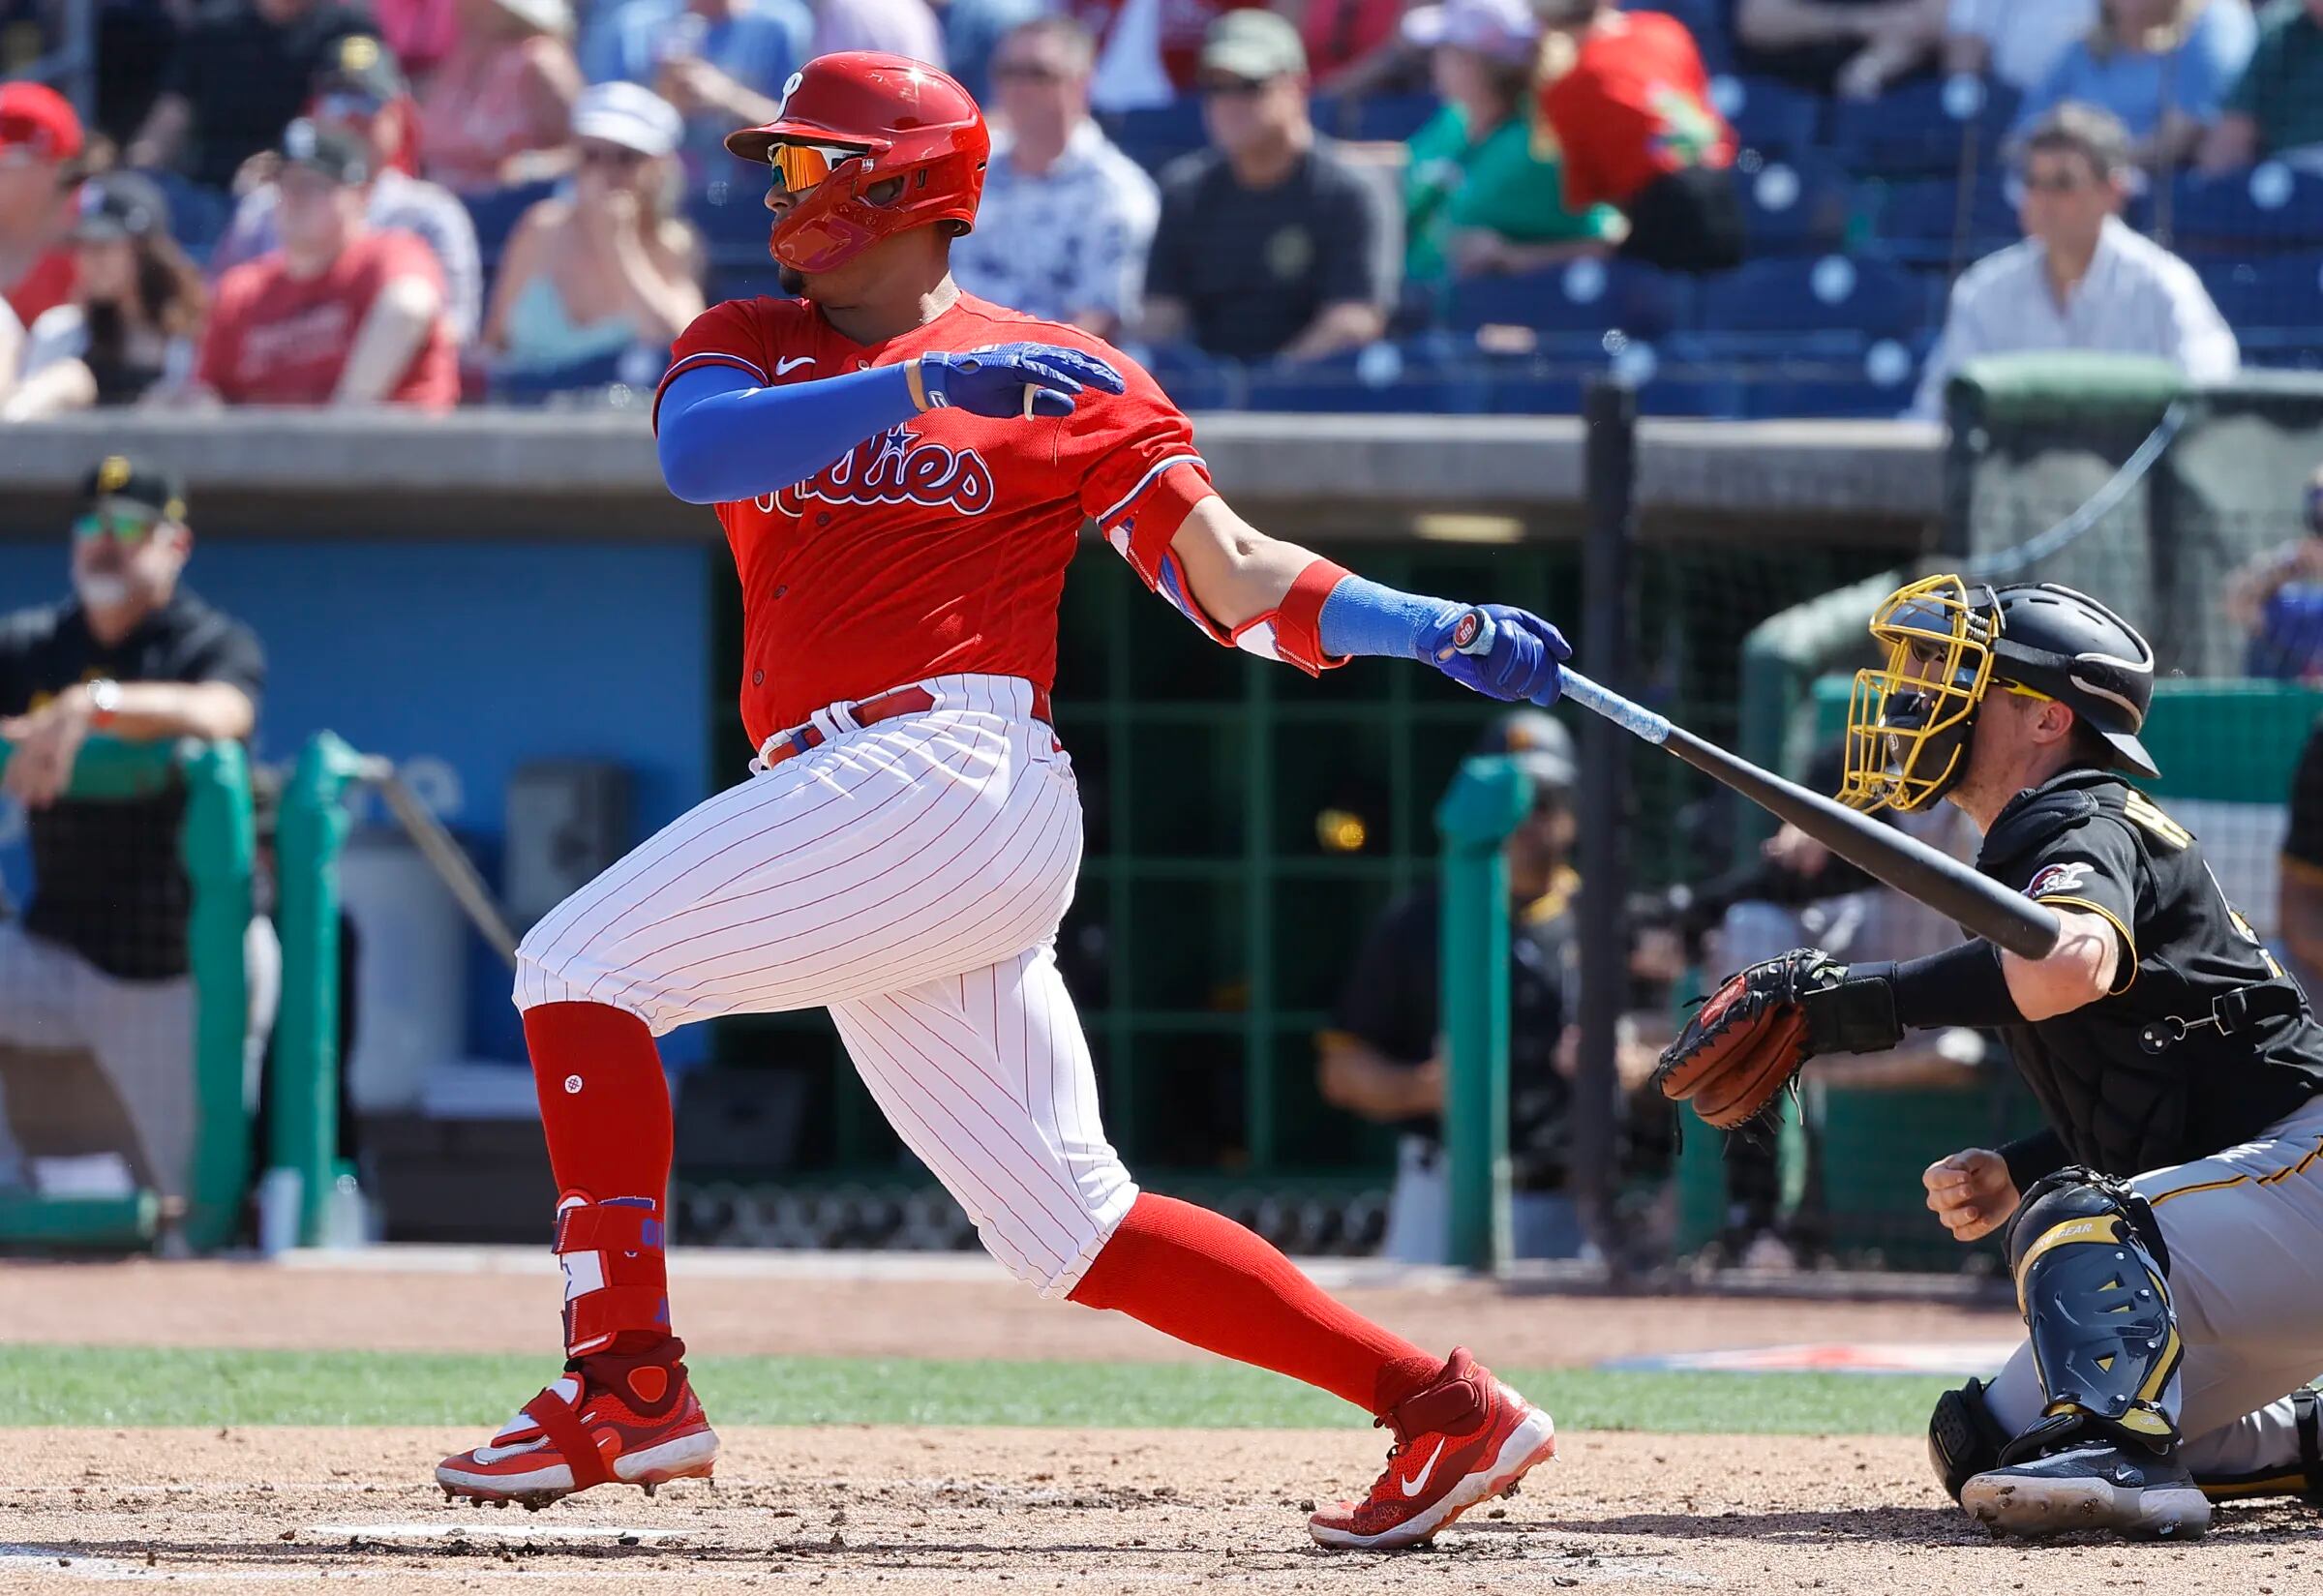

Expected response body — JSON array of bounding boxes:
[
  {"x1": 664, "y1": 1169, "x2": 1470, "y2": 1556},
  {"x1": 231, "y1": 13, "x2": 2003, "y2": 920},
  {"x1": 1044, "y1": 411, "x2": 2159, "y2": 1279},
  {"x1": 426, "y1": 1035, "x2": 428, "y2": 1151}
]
[{"x1": 0, "y1": 735, "x2": 254, "y2": 1250}]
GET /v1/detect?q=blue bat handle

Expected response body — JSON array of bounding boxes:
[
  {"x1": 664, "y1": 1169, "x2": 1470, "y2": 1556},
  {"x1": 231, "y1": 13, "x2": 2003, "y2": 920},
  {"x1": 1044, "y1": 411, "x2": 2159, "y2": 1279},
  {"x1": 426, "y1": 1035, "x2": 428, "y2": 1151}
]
[{"x1": 1550, "y1": 669, "x2": 1673, "y2": 746}]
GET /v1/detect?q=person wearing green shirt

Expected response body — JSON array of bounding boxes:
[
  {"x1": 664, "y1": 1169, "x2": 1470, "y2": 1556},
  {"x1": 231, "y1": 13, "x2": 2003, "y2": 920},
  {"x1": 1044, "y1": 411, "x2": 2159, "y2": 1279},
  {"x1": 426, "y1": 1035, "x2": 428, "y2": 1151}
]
[
  {"x1": 1400, "y1": 0, "x2": 1621, "y2": 286},
  {"x1": 2200, "y1": 0, "x2": 2323, "y2": 172}
]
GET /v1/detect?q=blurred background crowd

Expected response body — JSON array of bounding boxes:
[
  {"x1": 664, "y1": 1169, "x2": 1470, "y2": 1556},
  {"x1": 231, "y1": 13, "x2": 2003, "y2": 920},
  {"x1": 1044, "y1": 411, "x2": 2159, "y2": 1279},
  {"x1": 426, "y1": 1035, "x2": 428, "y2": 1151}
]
[{"x1": 0, "y1": 0, "x2": 2315, "y2": 417}]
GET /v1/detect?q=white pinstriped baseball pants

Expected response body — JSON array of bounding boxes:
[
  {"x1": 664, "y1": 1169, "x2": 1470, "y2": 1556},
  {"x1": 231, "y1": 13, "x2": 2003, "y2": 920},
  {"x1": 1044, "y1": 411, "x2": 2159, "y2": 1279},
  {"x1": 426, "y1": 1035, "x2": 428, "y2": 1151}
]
[{"x1": 514, "y1": 675, "x2": 1137, "y2": 1296}]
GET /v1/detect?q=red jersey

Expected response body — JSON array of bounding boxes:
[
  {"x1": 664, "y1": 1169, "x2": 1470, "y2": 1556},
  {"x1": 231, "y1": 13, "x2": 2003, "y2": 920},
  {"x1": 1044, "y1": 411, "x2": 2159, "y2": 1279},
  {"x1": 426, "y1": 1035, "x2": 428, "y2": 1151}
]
[
  {"x1": 1537, "y1": 12, "x2": 1735, "y2": 212},
  {"x1": 6, "y1": 248, "x2": 73, "y2": 326},
  {"x1": 655, "y1": 291, "x2": 1219, "y2": 748},
  {"x1": 196, "y1": 228, "x2": 459, "y2": 408}
]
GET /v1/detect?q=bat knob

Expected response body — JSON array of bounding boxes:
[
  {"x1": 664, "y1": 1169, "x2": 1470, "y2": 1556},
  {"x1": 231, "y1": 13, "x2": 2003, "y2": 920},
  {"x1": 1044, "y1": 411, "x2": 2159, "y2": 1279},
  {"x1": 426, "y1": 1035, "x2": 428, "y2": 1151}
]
[{"x1": 1451, "y1": 608, "x2": 1495, "y2": 656}]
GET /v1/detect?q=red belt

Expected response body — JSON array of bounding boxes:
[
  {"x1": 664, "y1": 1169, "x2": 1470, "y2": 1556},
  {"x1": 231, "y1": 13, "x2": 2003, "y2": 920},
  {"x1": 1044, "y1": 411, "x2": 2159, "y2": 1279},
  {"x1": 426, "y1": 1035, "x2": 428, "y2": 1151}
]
[{"x1": 759, "y1": 683, "x2": 1053, "y2": 771}]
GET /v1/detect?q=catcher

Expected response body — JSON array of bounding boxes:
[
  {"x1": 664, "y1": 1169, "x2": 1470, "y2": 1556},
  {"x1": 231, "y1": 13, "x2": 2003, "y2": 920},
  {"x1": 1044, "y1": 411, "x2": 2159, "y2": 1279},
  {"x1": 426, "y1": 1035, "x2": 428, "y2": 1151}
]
[{"x1": 1657, "y1": 575, "x2": 2323, "y2": 1539}]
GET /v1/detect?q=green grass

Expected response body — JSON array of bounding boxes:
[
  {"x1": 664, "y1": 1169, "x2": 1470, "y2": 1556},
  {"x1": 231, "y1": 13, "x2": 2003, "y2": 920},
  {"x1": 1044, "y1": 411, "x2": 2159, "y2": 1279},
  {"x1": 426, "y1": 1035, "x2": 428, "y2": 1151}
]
[{"x1": 0, "y1": 1345, "x2": 1950, "y2": 1433}]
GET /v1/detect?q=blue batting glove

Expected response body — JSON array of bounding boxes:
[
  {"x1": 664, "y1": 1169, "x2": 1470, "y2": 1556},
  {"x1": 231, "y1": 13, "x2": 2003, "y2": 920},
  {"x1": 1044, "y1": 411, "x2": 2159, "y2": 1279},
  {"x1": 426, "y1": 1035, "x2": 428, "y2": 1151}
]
[
  {"x1": 1422, "y1": 604, "x2": 1570, "y2": 705},
  {"x1": 915, "y1": 343, "x2": 1127, "y2": 420}
]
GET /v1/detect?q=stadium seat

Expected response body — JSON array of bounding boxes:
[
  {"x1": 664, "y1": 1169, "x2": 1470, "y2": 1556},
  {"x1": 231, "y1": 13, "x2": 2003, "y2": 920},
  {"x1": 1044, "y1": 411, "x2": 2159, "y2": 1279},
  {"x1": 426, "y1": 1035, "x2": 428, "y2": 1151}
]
[
  {"x1": 1732, "y1": 337, "x2": 1927, "y2": 419},
  {"x1": 690, "y1": 180, "x2": 775, "y2": 268},
  {"x1": 1692, "y1": 255, "x2": 1938, "y2": 341},
  {"x1": 465, "y1": 179, "x2": 560, "y2": 266},
  {"x1": 1312, "y1": 92, "x2": 1438, "y2": 143},
  {"x1": 1143, "y1": 342, "x2": 1245, "y2": 410},
  {"x1": 1827, "y1": 75, "x2": 2018, "y2": 177},
  {"x1": 1709, "y1": 75, "x2": 1824, "y2": 155},
  {"x1": 2197, "y1": 254, "x2": 2323, "y2": 336},
  {"x1": 1867, "y1": 173, "x2": 2018, "y2": 267},
  {"x1": 142, "y1": 170, "x2": 231, "y2": 253},
  {"x1": 1626, "y1": 0, "x2": 1732, "y2": 71},
  {"x1": 1098, "y1": 100, "x2": 1208, "y2": 175},
  {"x1": 1240, "y1": 338, "x2": 1488, "y2": 413},
  {"x1": 2171, "y1": 165, "x2": 2323, "y2": 251},
  {"x1": 1443, "y1": 256, "x2": 1690, "y2": 341},
  {"x1": 1736, "y1": 154, "x2": 1851, "y2": 256},
  {"x1": 488, "y1": 346, "x2": 670, "y2": 406}
]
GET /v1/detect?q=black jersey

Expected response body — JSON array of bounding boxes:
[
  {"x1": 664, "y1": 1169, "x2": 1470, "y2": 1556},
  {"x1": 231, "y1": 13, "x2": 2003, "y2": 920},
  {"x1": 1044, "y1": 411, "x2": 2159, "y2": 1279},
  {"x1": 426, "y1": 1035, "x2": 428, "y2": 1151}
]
[
  {"x1": 1328, "y1": 875, "x2": 1578, "y2": 1191},
  {"x1": 1977, "y1": 768, "x2": 2323, "y2": 1179},
  {"x1": 0, "y1": 589, "x2": 265, "y2": 979}
]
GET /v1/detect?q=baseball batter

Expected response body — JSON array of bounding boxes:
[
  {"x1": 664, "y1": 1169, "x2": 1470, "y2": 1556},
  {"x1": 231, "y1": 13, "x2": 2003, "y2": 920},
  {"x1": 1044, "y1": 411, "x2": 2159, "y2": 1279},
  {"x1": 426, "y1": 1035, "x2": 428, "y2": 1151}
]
[
  {"x1": 436, "y1": 53, "x2": 1570, "y2": 1551},
  {"x1": 1659, "y1": 576, "x2": 2323, "y2": 1539}
]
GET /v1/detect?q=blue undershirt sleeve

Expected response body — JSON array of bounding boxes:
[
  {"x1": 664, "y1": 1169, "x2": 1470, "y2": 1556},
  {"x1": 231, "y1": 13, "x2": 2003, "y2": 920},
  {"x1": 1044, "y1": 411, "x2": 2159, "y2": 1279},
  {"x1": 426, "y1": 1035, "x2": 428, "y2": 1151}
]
[{"x1": 655, "y1": 361, "x2": 922, "y2": 505}]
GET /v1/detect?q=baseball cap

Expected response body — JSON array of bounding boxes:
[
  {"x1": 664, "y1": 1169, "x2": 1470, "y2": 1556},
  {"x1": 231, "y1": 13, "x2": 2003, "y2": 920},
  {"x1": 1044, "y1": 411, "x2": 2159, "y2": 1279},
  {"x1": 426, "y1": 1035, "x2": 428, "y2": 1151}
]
[
  {"x1": 1476, "y1": 708, "x2": 1578, "y2": 795},
  {"x1": 1201, "y1": 9, "x2": 1308, "y2": 80},
  {"x1": 0, "y1": 81, "x2": 84, "y2": 164},
  {"x1": 70, "y1": 171, "x2": 171, "y2": 244},
  {"x1": 281, "y1": 117, "x2": 373, "y2": 185},
  {"x1": 1403, "y1": 0, "x2": 1540, "y2": 64},
  {"x1": 314, "y1": 33, "x2": 409, "y2": 106},
  {"x1": 79, "y1": 455, "x2": 188, "y2": 523},
  {"x1": 572, "y1": 81, "x2": 683, "y2": 158}
]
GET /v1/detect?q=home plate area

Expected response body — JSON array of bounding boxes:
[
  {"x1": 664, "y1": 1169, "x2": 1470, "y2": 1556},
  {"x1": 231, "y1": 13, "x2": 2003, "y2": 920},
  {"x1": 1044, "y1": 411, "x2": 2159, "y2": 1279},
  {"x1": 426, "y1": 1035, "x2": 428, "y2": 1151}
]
[{"x1": 1, "y1": 1424, "x2": 2316, "y2": 1596}]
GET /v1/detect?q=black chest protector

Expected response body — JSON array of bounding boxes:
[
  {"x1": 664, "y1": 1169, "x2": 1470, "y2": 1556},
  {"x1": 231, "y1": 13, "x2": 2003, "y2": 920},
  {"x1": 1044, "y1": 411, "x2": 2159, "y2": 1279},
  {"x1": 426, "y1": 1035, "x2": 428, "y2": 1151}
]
[{"x1": 1977, "y1": 771, "x2": 2323, "y2": 1177}]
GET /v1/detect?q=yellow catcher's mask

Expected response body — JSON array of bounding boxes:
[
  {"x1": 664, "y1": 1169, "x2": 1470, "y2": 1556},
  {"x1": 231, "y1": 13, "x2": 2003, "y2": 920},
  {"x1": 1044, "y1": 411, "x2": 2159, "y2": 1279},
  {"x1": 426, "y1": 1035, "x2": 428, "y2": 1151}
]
[{"x1": 1838, "y1": 574, "x2": 2001, "y2": 813}]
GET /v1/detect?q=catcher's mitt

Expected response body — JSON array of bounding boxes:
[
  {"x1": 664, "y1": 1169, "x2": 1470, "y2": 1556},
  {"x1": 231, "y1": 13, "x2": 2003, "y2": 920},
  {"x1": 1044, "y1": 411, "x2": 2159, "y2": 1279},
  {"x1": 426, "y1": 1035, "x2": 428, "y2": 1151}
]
[{"x1": 1653, "y1": 949, "x2": 1896, "y2": 1129}]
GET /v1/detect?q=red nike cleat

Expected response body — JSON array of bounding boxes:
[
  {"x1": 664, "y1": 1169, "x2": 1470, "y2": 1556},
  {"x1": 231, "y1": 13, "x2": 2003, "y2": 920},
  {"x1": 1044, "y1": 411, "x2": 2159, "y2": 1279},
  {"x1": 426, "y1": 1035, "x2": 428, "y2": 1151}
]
[
  {"x1": 436, "y1": 1338, "x2": 718, "y2": 1510},
  {"x1": 1308, "y1": 1348, "x2": 1556, "y2": 1551}
]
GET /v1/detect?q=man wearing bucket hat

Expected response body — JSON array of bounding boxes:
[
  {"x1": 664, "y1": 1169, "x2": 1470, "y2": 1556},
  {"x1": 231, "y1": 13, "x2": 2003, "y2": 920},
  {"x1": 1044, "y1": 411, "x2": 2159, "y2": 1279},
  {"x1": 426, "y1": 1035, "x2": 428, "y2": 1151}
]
[
  {"x1": 193, "y1": 119, "x2": 460, "y2": 407},
  {"x1": 1400, "y1": 0, "x2": 1618, "y2": 286},
  {"x1": 212, "y1": 35, "x2": 485, "y2": 343}
]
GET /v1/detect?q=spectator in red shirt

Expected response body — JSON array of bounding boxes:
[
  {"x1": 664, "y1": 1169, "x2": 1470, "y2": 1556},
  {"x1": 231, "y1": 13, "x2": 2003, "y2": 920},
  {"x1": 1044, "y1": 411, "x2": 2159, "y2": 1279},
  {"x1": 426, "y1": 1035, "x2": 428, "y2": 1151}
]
[
  {"x1": 192, "y1": 120, "x2": 461, "y2": 408},
  {"x1": 1532, "y1": 0, "x2": 1743, "y2": 272},
  {"x1": 0, "y1": 83, "x2": 86, "y2": 329}
]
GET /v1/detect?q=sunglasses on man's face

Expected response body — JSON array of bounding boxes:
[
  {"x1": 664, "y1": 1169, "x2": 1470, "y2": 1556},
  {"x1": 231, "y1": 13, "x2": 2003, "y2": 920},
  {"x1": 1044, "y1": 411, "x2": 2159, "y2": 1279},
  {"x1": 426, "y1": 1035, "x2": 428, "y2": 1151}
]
[
  {"x1": 764, "y1": 141, "x2": 868, "y2": 195},
  {"x1": 580, "y1": 141, "x2": 650, "y2": 169},
  {"x1": 73, "y1": 511, "x2": 162, "y2": 545},
  {"x1": 1199, "y1": 75, "x2": 1270, "y2": 99},
  {"x1": 992, "y1": 59, "x2": 1070, "y2": 83},
  {"x1": 2019, "y1": 168, "x2": 2096, "y2": 195},
  {"x1": 317, "y1": 91, "x2": 385, "y2": 123}
]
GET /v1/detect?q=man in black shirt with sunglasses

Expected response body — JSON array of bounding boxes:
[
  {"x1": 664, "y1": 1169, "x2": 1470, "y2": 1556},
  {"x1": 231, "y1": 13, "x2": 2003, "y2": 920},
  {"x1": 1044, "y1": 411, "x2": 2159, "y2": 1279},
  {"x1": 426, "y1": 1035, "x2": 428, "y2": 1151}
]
[{"x1": 0, "y1": 457, "x2": 265, "y2": 1205}]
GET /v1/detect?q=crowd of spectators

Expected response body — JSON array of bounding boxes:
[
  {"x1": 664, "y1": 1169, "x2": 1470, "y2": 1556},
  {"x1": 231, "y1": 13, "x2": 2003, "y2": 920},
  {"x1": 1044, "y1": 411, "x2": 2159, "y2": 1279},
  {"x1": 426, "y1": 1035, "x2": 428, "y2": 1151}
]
[{"x1": 0, "y1": 0, "x2": 2312, "y2": 417}]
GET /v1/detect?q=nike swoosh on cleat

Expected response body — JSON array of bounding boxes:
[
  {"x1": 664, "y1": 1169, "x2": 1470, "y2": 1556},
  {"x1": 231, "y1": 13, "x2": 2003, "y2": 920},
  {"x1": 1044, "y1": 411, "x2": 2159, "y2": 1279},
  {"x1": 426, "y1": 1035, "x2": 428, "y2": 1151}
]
[{"x1": 1399, "y1": 1438, "x2": 1448, "y2": 1498}]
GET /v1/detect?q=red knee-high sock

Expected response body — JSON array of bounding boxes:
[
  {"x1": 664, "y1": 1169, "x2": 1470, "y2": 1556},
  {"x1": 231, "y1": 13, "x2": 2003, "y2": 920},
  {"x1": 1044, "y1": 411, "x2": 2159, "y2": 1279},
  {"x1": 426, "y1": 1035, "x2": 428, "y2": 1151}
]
[
  {"x1": 1069, "y1": 1192, "x2": 1442, "y2": 1416},
  {"x1": 524, "y1": 1001, "x2": 675, "y2": 1358}
]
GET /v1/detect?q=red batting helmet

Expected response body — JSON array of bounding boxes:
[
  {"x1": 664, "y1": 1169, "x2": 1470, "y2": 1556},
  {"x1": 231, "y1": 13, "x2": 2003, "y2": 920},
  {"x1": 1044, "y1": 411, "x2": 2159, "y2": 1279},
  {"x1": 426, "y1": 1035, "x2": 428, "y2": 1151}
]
[{"x1": 724, "y1": 52, "x2": 989, "y2": 274}]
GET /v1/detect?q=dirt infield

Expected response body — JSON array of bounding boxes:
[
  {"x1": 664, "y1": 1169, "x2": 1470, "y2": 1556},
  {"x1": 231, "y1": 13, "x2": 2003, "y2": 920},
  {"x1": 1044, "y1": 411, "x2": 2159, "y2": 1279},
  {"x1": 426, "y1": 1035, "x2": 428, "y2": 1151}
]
[
  {"x1": 2, "y1": 1426, "x2": 2310, "y2": 1595},
  {"x1": 7, "y1": 1256, "x2": 2314, "y2": 1593}
]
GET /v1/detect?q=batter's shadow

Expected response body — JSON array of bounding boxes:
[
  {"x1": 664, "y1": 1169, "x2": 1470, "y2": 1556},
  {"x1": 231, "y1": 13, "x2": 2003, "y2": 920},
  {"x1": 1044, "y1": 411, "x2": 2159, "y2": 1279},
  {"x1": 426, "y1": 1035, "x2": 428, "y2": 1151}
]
[{"x1": 1537, "y1": 1506, "x2": 1990, "y2": 1546}]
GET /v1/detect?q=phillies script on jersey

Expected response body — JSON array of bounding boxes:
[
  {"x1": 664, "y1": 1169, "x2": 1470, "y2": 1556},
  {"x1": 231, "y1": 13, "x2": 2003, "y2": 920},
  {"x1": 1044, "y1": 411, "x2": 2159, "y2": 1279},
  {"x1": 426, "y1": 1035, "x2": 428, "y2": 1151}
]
[{"x1": 654, "y1": 292, "x2": 1222, "y2": 747}]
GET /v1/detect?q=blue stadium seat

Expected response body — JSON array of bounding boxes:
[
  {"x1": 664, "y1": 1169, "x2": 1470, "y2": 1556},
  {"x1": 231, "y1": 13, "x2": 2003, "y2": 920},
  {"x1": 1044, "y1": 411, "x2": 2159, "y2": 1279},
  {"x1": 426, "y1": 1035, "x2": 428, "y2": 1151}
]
[
  {"x1": 2197, "y1": 254, "x2": 2323, "y2": 335},
  {"x1": 1312, "y1": 92, "x2": 1438, "y2": 143},
  {"x1": 1867, "y1": 173, "x2": 2017, "y2": 266},
  {"x1": 1240, "y1": 338, "x2": 1488, "y2": 413},
  {"x1": 1827, "y1": 75, "x2": 2018, "y2": 177},
  {"x1": 1443, "y1": 257, "x2": 1691, "y2": 341},
  {"x1": 1693, "y1": 255, "x2": 1938, "y2": 341},
  {"x1": 1143, "y1": 342, "x2": 1245, "y2": 410},
  {"x1": 1733, "y1": 337, "x2": 1926, "y2": 419},
  {"x1": 141, "y1": 169, "x2": 231, "y2": 253},
  {"x1": 1736, "y1": 154, "x2": 1851, "y2": 256},
  {"x1": 1709, "y1": 75, "x2": 1824, "y2": 155},
  {"x1": 1098, "y1": 100, "x2": 1208, "y2": 175},
  {"x1": 1626, "y1": 0, "x2": 1732, "y2": 71},
  {"x1": 690, "y1": 180, "x2": 774, "y2": 268},
  {"x1": 1479, "y1": 354, "x2": 1586, "y2": 415},
  {"x1": 465, "y1": 179, "x2": 560, "y2": 266},
  {"x1": 488, "y1": 346, "x2": 670, "y2": 405},
  {"x1": 2171, "y1": 166, "x2": 2323, "y2": 251}
]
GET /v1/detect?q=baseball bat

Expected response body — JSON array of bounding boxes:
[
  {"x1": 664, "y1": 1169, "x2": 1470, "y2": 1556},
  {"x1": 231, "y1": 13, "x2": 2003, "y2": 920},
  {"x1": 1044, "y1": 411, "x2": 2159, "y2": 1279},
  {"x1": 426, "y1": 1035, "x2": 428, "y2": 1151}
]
[{"x1": 1445, "y1": 606, "x2": 2059, "y2": 957}]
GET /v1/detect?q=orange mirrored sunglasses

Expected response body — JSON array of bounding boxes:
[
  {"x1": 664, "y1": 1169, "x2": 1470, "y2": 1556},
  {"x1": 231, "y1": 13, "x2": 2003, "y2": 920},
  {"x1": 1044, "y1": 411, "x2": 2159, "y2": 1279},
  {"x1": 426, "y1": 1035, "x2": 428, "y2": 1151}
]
[{"x1": 767, "y1": 142, "x2": 865, "y2": 192}]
